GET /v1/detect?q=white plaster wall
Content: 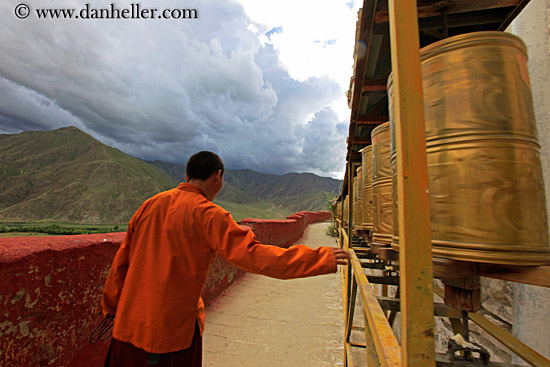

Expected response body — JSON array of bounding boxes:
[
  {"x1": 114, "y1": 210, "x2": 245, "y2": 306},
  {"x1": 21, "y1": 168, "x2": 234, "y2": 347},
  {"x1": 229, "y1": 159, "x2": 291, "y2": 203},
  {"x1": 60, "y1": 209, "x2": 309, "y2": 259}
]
[{"x1": 510, "y1": 0, "x2": 550, "y2": 363}]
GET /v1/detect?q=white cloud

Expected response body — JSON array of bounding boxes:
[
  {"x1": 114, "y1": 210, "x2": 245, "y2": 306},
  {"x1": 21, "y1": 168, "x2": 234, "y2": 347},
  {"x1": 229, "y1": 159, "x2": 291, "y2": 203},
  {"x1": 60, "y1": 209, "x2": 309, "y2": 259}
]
[
  {"x1": 234, "y1": 0, "x2": 360, "y2": 86},
  {"x1": 0, "y1": 0, "x2": 353, "y2": 178}
]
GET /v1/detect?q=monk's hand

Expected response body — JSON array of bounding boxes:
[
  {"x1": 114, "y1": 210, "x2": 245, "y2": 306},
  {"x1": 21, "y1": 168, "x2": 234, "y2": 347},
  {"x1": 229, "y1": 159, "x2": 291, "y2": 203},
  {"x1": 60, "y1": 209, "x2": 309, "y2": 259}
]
[{"x1": 331, "y1": 248, "x2": 349, "y2": 265}]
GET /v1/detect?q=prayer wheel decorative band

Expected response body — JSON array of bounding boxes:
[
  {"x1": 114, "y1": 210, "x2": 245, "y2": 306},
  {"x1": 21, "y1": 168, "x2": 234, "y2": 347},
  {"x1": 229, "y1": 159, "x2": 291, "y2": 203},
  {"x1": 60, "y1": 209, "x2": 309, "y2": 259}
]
[
  {"x1": 361, "y1": 146, "x2": 374, "y2": 230},
  {"x1": 372, "y1": 122, "x2": 393, "y2": 245},
  {"x1": 389, "y1": 31, "x2": 550, "y2": 265}
]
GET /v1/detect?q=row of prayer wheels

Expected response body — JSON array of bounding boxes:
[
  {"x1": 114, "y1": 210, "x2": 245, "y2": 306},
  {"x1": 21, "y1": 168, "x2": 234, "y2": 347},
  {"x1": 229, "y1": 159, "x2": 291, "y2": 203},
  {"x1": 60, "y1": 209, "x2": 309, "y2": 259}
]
[{"x1": 351, "y1": 31, "x2": 549, "y2": 266}]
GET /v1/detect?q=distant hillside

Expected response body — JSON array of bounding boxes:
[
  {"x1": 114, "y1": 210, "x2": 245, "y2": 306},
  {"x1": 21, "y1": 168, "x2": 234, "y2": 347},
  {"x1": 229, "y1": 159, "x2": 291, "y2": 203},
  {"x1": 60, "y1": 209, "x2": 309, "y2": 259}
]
[
  {"x1": 0, "y1": 127, "x2": 177, "y2": 224},
  {"x1": 0, "y1": 127, "x2": 341, "y2": 224},
  {"x1": 149, "y1": 163, "x2": 342, "y2": 216}
]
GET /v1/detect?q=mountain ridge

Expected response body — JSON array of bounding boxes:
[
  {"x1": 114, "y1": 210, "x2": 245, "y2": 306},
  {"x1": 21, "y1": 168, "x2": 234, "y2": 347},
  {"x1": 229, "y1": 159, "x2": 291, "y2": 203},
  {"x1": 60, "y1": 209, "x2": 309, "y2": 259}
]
[
  {"x1": 0, "y1": 127, "x2": 341, "y2": 223},
  {"x1": 0, "y1": 127, "x2": 177, "y2": 223},
  {"x1": 148, "y1": 163, "x2": 342, "y2": 214}
]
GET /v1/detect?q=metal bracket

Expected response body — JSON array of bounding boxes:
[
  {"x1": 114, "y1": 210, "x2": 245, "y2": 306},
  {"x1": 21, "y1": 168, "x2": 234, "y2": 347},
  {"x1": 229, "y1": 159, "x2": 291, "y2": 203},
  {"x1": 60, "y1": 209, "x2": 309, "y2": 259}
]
[{"x1": 447, "y1": 338, "x2": 490, "y2": 367}]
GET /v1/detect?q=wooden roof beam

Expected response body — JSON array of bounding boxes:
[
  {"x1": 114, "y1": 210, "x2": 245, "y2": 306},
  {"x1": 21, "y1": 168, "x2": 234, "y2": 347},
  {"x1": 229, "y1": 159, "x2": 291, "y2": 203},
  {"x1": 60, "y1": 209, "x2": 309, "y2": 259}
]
[
  {"x1": 351, "y1": 137, "x2": 372, "y2": 145},
  {"x1": 374, "y1": 0, "x2": 520, "y2": 23},
  {"x1": 347, "y1": 0, "x2": 380, "y2": 164},
  {"x1": 356, "y1": 116, "x2": 387, "y2": 125},
  {"x1": 361, "y1": 78, "x2": 388, "y2": 92}
]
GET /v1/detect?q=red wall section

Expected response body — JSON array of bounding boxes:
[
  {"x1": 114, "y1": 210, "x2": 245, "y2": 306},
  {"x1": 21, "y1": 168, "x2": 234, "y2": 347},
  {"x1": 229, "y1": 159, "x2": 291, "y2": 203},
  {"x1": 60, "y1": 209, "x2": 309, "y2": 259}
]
[
  {"x1": 0, "y1": 211, "x2": 331, "y2": 366},
  {"x1": 238, "y1": 219, "x2": 300, "y2": 248},
  {"x1": 0, "y1": 233, "x2": 123, "y2": 367},
  {"x1": 240, "y1": 211, "x2": 331, "y2": 248}
]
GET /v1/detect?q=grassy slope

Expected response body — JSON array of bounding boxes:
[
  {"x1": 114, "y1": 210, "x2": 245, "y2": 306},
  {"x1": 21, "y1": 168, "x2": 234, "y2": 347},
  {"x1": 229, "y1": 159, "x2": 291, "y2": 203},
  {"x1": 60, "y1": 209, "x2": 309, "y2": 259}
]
[
  {"x1": 213, "y1": 200, "x2": 290, "y2": 222},
  {"x1": 150, "y1": 164, "x2": 342, "y2": 214},
  {"x1": 0, "y1": 127, "x2": 176, "y2": 224},
  {"x1": 0, "y1": 127, "x2": 341, "y2": 225}
]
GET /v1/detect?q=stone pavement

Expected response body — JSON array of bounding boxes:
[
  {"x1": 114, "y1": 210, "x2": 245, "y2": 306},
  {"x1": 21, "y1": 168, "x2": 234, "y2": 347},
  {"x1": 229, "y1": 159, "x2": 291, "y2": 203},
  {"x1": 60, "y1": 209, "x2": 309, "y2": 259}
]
[{"x1": 203, "y1": 222, "x2": 345, "y2": 367}]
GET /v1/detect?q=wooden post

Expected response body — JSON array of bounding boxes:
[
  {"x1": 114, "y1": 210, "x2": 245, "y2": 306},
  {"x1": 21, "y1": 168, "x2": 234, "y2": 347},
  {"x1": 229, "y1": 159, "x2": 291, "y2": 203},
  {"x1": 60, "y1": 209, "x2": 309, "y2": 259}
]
[
  {"x1": 387, "y1": 0, "x2": 435, "y2": 366},
  {"x1": 443, "y1": 277, "x2": 481, "y2": 313}
]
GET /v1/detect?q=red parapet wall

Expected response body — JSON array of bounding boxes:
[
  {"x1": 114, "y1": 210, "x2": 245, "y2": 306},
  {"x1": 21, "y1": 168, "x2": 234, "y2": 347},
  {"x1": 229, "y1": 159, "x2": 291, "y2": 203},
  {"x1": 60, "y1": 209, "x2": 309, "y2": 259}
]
[
  {"x1": 0, "y1": 211, "x2": 330, "y2": 366},
  {"x1": 0, "y1": 233, "x2": 123, "y2": 367},
  {"x1": 241, "y1": 211, "x2": 331, "y2": 248}
]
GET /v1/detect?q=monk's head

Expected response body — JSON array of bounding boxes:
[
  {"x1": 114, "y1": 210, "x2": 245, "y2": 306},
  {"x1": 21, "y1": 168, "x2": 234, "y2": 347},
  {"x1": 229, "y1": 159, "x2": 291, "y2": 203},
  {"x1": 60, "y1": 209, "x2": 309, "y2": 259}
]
[{"x1": 185, "y1": 151, "x2": 224, "y2": 200}]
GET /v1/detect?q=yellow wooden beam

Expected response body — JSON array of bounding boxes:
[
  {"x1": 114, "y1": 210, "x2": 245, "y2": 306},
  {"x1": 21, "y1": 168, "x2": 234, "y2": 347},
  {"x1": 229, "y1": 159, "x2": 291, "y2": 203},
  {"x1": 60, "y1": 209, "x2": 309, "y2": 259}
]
[
  {"x1": 469, "y1": 313, "x2": 550, "y2": 367},
  {"x1": 387, "y1": 1, "x2": 435, "y2": 366},
  {"x1": 350, "y1": 250, "x2": 401, "y2": 367},
  {"x1": 345, "y1": 342, "x2": 356, "y2": 367},
  {"x1": 340, "y1": 221, "x2": 352, "y2": 367},
  {"x1": 432, "y1": 284, "x2": 550, "y2": 367}
]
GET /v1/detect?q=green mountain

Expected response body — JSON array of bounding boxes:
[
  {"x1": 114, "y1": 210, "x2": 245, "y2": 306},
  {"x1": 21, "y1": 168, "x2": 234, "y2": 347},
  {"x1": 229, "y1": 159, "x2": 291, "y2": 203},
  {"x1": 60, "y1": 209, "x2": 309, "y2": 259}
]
[
  {"x1": 149, "y1": 164, "x2": 342, "y2": 217},
  {"x1": 0, "y1": 127, "x2": 341, "y2": 224},
  {"x1": 0, "y1": 127, "x2": 177, "y2": 224},
  {"x1": 223, "y1": 169, "x2": 341, "y2": 214}
]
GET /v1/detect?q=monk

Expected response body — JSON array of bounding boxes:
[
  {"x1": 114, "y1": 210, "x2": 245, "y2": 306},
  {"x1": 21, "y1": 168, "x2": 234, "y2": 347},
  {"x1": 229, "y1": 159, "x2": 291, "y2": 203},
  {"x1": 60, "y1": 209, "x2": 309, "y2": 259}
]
[{"x1": 101, "y1": 151, "x2": 349, "y2": 366}]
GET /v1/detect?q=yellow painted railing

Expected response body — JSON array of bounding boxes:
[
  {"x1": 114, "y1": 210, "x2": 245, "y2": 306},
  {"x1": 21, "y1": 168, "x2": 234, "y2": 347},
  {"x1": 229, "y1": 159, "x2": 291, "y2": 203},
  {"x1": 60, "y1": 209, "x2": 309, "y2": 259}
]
[
  {"x1": 338, "y1": 219, "x2": 401, "y2": 366},
  {"x1": 336, "y1": 217, "x2": 550, "y2": 367}
]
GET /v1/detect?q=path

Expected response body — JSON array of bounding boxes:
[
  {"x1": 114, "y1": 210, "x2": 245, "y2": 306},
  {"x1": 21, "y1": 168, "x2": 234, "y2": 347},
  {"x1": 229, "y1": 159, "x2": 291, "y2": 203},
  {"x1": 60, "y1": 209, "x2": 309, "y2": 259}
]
[{"x1": 203, "y1": 222, "x2": 345, "y2": 367}]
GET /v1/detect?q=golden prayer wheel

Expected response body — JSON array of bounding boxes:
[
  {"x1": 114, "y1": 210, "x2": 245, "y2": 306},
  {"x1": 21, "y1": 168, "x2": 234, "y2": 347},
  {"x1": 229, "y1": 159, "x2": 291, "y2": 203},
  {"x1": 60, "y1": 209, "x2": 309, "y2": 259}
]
[
  {"x1": 361, "y1": 146, "x2": 374, "y2": 230},
  {"x1": 343, "y1": 195, "x2": 349, "y2": 223},
  {"x1": 390, "y1": 148, "x2": 399, "y2": 247},
  {"x1": 353, "y1": 176, "x2": 359, "y2": 226},
  {"x1": 372, "y1": 122, "x2": 393, "y2": 245},
  {"x1": 389, "y1": 31, "x2": 550, "y2": 265},
  {"x1": 356, "y1": 167, "x2": 364, "y2": 228}
]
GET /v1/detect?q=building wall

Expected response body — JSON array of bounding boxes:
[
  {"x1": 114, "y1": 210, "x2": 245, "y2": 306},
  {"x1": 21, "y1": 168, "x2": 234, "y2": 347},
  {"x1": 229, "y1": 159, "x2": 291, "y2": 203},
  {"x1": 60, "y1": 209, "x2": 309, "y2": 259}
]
[
  {"x1": 510, "y1": 0, "x2": 550, "y2": 363},
  {"x1": 0, "y1": 211, "x2": 332, "y2": 367}
]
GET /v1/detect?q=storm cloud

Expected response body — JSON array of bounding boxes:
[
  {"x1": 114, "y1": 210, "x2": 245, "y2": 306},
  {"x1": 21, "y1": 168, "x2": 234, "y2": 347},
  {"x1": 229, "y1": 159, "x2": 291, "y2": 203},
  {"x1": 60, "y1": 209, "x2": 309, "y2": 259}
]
[{"x1": 0, "y1": 0, "x2": 353, "y2": 178}]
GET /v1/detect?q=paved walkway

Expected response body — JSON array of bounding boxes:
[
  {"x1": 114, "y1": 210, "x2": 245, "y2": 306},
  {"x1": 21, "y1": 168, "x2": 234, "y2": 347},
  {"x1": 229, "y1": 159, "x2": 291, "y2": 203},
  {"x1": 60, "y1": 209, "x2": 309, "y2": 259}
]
[{"x1": 203, "y1": 222, "x2": 345, "y2": 367}]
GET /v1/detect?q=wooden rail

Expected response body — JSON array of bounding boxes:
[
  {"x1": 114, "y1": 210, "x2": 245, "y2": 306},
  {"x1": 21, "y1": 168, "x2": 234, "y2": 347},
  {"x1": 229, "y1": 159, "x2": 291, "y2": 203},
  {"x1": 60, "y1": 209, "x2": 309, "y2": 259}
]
[
  {"x1": 337, "y1": 215, "x2": 550, "y2": 367},
  {"x1": 350, "y1": 249, "x2": 401, "y2": 366},
  {"x1": 339, "y1": 220, "x2": 401, "y2": 367}
]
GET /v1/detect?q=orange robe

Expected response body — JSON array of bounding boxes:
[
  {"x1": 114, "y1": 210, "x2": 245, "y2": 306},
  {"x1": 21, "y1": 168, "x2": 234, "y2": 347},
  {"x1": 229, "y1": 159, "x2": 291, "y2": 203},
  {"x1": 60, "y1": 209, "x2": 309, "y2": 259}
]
[{"x1": 101, "y1": 183, "x2": 336, "y2": 353}]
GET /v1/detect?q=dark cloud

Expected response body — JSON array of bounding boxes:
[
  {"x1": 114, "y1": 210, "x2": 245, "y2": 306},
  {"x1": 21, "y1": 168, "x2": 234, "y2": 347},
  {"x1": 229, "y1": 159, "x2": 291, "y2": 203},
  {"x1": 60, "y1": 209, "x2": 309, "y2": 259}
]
[{"x1": 0, "y1": 0, "x2": 347, "y2": 178}]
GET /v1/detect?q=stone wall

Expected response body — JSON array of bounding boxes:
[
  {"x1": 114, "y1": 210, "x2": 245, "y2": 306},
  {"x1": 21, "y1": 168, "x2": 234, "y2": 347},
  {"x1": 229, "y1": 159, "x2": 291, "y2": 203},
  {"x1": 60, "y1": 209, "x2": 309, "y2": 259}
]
[
  {"x1": 510, "y1": 0, "x2": 550, "y2": 363},
  {"x1": 0, "y1": 211, "x2": 331, "y2": 366}
]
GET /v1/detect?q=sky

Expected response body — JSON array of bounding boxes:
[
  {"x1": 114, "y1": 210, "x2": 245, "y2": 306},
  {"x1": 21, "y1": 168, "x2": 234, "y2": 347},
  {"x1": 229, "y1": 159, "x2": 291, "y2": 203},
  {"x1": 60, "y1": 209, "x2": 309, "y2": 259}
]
[{"x1": 0, "y1": 0, "x2": 361, "y2": 178}]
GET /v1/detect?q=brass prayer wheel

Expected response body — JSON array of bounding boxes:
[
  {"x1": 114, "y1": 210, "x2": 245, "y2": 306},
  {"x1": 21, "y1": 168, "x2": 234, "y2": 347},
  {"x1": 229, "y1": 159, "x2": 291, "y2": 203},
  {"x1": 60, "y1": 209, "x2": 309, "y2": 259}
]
[
  {"x1": 343, "y1": 195, "x2": 349, "y2": 223},
  {"x1": 372, "y1": 122, "x2": 393, "y2": 245},
  {"x1": 389, "y1": 31, "x2": 550, "y2": 265},
  {"x1": 361, "y1": 146, "x2": 374, "y2": 230},
  {"x1": 356, "y1": 166, "x2": 363, "y2": 229},
  {"x1": 353, "y1": 176, "x2": 359, "y2": 226},
  {"x1": 390, "y1": 146, "x2": 399, "y2": 248}
]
